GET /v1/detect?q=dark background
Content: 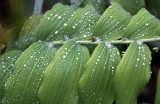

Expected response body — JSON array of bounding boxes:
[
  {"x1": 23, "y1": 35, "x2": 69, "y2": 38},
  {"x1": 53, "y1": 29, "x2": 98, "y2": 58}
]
[{"x1": 0, "y1": 0, "x2": 160, "y2": 104}]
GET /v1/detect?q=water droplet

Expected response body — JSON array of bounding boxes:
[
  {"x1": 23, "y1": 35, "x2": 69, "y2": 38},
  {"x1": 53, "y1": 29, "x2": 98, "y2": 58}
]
[
  {"x1": 72, "y1": 26, "x2": 76, "y2": 29},
  {"x1": 2, "y1": 65, "x2": 5, "y2": 68},
  {"x1": 83, "y1": 35, "x2": 87, "y2": 38},
  {"x1": 55, "y1": 31, "x2": 58, "y2": 34},
  {"x1": 58, "y1": 16, "x2": 61, "y2": 19},
  {"x1": 85, "y1": 12, "x2": 88, "y2": 15},
  {"x1": 63, "y1": 23, "x2": 67, "y2": 27},
  {"x1": 64, "y1": 35, "x2": 69, "y2": 41},
  {"x1": 145, "y1": 23, "x2": 149, "y2": 26},
  {"x1": 47, "y1": 43, "x2": 53, "y2": 48},
  {"x1": 105, "y1": 42, "x2": 111, "y2": 48},
  {"x1": 137, "y1": 40, "x2": 143, "y2": 45},
  {"x1": 55, "y1": 14, "x2": 58, "y2": 17},
  {"x1": 63, "y1": 56, "x2": 66, "y2": 58}
]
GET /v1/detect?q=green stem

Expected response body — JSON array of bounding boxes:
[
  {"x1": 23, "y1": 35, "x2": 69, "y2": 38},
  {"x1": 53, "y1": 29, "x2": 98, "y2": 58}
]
[
  {"x1": 33, "y1": 0, "x2": 44, "y2": 15},
  {"x1": 51, "y1": 38, "x2": 160, "y2": 45}
]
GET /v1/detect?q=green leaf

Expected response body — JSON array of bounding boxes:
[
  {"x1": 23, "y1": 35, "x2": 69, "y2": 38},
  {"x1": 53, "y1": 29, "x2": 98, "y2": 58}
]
[
  {"x1": 37, "y1": 3, "x2": 75, "y2": 41},
  {"x1": 124, "y1": 8, "x2": 160, "y2": 40},
  {"x1": 93, "y1": 3, "x2": 131, "y2": 40},
  {"x1": 3, "y1": 41, "x2": 57, "y2": 104},
  {"x1": 15, "y1": 15, "x2": 43, "y2": 50},
  {"x1": 110, "y1": 0, "x2": 145, "y2": 15},
  {"x1": 61, "y1": 0, "x2": 83, "y2": 8},
  {"x1": 113, "y1": 41, "x2": 152, "y2": 104},
  {"x1": 70, "y1": 0, "x2": 84, "y2": 9},
  {"x1": 38, "y1": 40, "x2": 90, "y2": 104},
  {"x1": 155, "y1": 25, "x2": 160, "y2": 36},
  {"x1": 155, "y1": 71, "x2": 160, "y2": 104},
  {"x1": 0, "y1": 50, "x2": 22, "y2": 103},
  {"x1": 81, "y1": 0, "x2": 107, "y2": 14},
  {"x1": 79, "y1": 42, "x2": 121, "y2": 104},
  {"x1": 62, "y1": 4, "x2": 100, "y2": 40}
]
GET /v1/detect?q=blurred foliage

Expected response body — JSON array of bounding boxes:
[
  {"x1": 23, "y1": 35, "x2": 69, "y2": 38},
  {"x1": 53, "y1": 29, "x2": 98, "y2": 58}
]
[
  {"x1": 110, "y1": 0, "x2": 145, "y2": 15},
  {"x1": 146, "y1": 0, "x2": 160, "y2": 19},
  {"x1": 0, "y1": 0, "x2": 27, "y2": 51},
  {"x1": 60, "y1": 0, "x2": 107, "y2": 14}
]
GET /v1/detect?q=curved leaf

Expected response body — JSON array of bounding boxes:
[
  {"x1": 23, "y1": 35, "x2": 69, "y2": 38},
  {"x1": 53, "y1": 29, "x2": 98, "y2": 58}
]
[
  {"x1": 113, "y1": 41, "x2": 152, "y2": 104},
  {"x1": 93, "y1": 3, "x2": 131, "y2": 40},
  {"x1": 61, "y1": 0, "x2": 83, "y2": 9},
  {"x1": 0, "y1": 50, "x2": 22, "y2": 103},
  {"x1": 79, "y1": 42, "x2": 121, "y2": 104},
  {"x1": 15, "y1": 15, "x2": 43, "y2": 51},
  {"x1": 155, "y1": 25, "x2": 160, "y2": 36},
  {"x1": 3, "y1": 41, "x2": 57, "y2": 104},
  {"x1": 124, "y1": 8, "x2": 160, "y2": 40},
  {"x1": 38, "y1": 40, "x2": 90, "y2": 104},
  {"x1": 81, "y1": 0, "x2": 106, "y2": 14},
  {"x1": 37, "y1": 3, "x2": 75, "y2": 41},
  {"x1": 110, "y1": 0, "x2": 145, "y2": 15},
  {"x1": 62, "y1": 4, "x2": 100, "y2": 40}
]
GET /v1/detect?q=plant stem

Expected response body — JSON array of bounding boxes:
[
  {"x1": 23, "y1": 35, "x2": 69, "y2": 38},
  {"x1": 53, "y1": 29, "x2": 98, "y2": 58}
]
[
  {"x1": 51, "y1": 38, "x2": 160, "y2": 45},
  {"x1": 33, "y1": 0, "x2": 44, "y2": 15}
]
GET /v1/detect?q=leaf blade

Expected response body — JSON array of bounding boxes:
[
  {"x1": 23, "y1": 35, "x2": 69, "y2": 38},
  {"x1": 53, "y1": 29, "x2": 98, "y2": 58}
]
[
  {"x1": 93, "y1": 3, "x2": 131, "y2": 40},
  {"x1": 124, "y1": 8, "x2": 160, "y2": 40},
  {"x1": 38, "y1": 40, "x2": 90, "y2": 104},
  {"x1": 37, "y1": 3, "x2": 75, "y2": 41},
  {"x1": 79, "y1": 42, "x2": 121, "y2": 104},
  {"x1": 15, "y1": 15, "x2": 43, "y2": 50},
  {"x1": 63, "y1": 5, "x2": 100, "y2": 40},
  {"x1": 3, "y1": 41, "x2": 57, "y2": 104},
  {"x1": 0, "y1": 50, "x2": 22, "y2": 103},
  {"x1": 113, "y1": 41, "x2": 152, "y2": 104}
]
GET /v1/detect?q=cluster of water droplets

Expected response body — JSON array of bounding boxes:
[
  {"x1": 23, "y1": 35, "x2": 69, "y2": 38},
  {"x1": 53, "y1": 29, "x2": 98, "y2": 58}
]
[
  {"x1": 93, "y1": 3, "x2": 131, "y2": 40},
  {"x1": 16, "y1": 16, "x2": 42, "y2": 50}
]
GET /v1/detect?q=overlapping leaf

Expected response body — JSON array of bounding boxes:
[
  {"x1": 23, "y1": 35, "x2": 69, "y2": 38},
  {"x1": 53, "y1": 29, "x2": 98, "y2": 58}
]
[
  {"x1": 93, "y1": 3, "x2": 131, "y2": 40},
  {"x1": 37, "y1": 3, "x2": 75, "y2": 41},
  {"x1": 123, "y1": 8, "x2": 160, "y2": 40},
  {"x1": 110, "y1": 0, "x2": 145, "y2": 15},
  {"x1": 61, "y1": 4, "x2": 100, "y2": 40},
  {"x1": 155, "y1": 71, "x2": 160, "y2": 104},
  {"x1": 15, "y1": 15, "x2": 43, "y2": 50},
  {"x1": 3, "y1": 41, "x2": 57, "y2": 104},
  {"x1": 155, "y1": 25, "x2": 160, "y2": 36},
  {"x1": 81, "y1": 0, "x2": 106, "y2": 14},
  {"x1": 79, "y1": 42, "x2": 121, "y2": 104},
  {"x1": 61, "y1": 0, "x2": 83, "y2": 9},
  {"x1": 113, "y1": 41, "x2": 152, "y2": 104},
  {"x1": 0, "y1": 50, "x2": 22, "y2": 103},
  {"x1": 38, "y1": 40, "x2": 90, "y2": 104}
]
